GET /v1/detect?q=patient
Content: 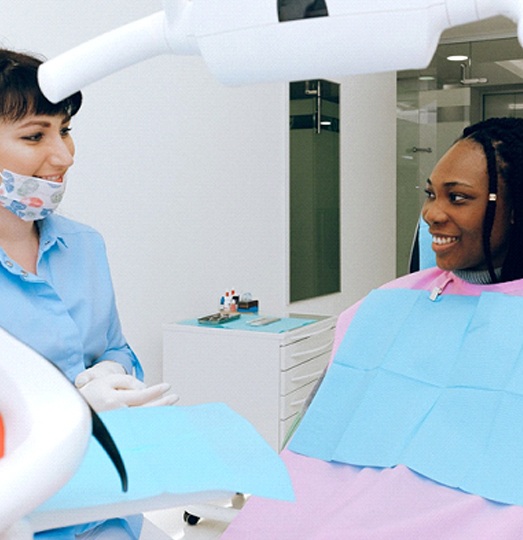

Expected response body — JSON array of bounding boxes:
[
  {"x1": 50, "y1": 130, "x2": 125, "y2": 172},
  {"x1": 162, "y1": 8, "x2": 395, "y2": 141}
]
[
  {"x1": 222, "y1": 117, "x2": 523, "y2": 539},
  {"x1": 0, "y1": 48, "x2": 177, "y2": 538}
]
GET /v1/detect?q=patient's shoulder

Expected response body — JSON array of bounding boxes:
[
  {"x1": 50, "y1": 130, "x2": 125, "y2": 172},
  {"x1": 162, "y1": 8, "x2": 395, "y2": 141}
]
[{"x1": 379, "y1": 267, "x2": 445, "y2": 291}]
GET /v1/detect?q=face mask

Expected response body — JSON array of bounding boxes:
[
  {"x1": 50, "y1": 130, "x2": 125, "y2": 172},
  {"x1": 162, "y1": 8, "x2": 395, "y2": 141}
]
[{"x1": 0, "y1": 169, "x2": 67, "y2": 221}]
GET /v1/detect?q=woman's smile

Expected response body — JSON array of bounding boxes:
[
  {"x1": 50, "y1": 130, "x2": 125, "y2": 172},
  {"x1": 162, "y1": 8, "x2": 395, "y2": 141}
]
[
  {"x1": 431, "y1": 234, "x2": 459, "y2": 246},
  {"x1": 34, "y1": 174, "x2": 64, "y2": 183}
]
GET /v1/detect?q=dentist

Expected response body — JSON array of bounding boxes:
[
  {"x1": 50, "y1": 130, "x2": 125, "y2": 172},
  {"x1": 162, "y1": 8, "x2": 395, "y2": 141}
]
[{"x1": 0, "y1": 48, "x2": 176, "y2": 539}]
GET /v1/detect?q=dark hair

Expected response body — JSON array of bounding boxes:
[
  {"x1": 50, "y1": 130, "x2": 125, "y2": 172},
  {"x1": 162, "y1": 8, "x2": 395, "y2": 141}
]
[
  {"x1": 460, "y1": 117, "x2": 523, "y2": 282},
  {"x1": 0, "y1": 48, "x2": 82, "y2": 121}
]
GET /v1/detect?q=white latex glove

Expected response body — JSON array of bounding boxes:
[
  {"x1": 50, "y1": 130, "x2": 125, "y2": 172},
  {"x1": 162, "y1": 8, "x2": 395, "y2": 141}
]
[
  {"x1": 75, "y1": 360, "x2": 127, "y2": 387},
  {"x1": 75, "y1": 371, "x2": 179, "y2": 412}
]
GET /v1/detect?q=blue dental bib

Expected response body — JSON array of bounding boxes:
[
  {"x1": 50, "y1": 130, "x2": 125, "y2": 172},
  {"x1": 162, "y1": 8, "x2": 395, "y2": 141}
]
[{"x1": 290, "y1": 288, "x2": 523, "y2": 505}]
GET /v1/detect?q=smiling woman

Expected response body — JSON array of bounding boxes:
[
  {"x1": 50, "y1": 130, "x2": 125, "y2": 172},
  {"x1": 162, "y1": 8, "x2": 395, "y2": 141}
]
[
  {"x1": 222, "y1": 118, "x2": 523, "y2": 540},
  {"x1": 0, "y1": 51, "x2": 78, "y2": 241},
  {"x1": 422, "y1": 137, "x2": 512, "y2": 277},
  {"x1": 0, "y1": 48, "x2": 177, "y2": 539},
  {"x1": 422, "y1": 118, "x2": 523, "y2": 283}
]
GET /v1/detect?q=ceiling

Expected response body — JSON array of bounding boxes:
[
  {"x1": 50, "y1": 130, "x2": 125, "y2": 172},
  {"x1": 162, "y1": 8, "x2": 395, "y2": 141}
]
[{"x1": 399, "y1": 16, "x2": 523, "y2": 88}]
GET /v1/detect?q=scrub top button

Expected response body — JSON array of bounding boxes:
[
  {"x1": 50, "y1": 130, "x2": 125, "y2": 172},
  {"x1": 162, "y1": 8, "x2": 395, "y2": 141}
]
[
  {"x1": 4, "y1": 260, "x2": 13, "y2": 268},
  {"x1": 21, "y1": 270, "x2": 28, "y2": 278}
]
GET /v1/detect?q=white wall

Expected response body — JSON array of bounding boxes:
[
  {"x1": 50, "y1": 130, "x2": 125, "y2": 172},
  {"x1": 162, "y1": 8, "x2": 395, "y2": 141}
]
[{"x1": 1, "y1": 1, "x2": 397, "y2": 384}]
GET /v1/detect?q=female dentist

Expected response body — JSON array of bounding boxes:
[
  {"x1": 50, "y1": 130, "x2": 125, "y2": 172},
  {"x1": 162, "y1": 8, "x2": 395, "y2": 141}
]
[{"x1": 0, "y1": 48, "x2": 176, "y2": 539}]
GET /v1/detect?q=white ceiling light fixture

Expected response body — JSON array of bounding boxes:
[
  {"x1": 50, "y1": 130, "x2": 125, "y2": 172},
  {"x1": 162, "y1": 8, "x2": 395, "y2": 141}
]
[{"x1": 447, "y1": 54, "x2": 469, "y2": 61}]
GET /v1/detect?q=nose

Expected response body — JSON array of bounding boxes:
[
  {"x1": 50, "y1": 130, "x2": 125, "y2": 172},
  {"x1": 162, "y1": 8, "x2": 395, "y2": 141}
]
[
  {"x1": 421, "y1": 198, "x2": 447, "y2": 226},
  {"x1": 48, "y1": 136, "x2": 74, "y2": 169}
]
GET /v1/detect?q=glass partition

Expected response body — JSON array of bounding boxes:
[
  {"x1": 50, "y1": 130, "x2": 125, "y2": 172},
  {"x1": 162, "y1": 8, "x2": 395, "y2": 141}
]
[{"x1": 290, "y1": 79, "x2": 340, "y2": 302}]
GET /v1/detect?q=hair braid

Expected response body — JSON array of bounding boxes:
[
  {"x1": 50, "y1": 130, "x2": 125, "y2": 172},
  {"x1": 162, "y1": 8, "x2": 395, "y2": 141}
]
[{"x1": 460, "y1": 117, "x2": 523, "y2": 282}]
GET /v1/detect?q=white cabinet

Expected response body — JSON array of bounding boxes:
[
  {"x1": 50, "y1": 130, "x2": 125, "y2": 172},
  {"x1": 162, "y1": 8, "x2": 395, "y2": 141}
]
[{"x1": 162, "y1": 315, "x2": 336, "y2": 451}]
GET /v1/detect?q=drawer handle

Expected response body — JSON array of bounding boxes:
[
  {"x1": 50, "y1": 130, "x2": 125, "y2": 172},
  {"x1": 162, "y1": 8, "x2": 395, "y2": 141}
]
[
  {"x1": 289, "y1": 326, "x2": 335, "y2": 342},
  {"x1": 290, "y1": 397, "x2": 307, "y2": 408},
  {"x1": 291, "y1": 369, "x2": 325, "y2": 384},
  {"x1": 291, "y1": 341, "x2": 333, "y2": 360}
]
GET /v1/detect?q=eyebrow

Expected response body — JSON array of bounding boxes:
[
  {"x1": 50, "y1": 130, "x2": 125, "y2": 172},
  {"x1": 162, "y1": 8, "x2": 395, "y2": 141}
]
[
  {"x1": 17, "y1": 117, "x2": 71, "y2": 129},
  {"x1": 19, "y1": 121, "x2": 49, "y2": 129},
  {"x1": 426, "y1": 178, "x2": 475, "y2": 188}
]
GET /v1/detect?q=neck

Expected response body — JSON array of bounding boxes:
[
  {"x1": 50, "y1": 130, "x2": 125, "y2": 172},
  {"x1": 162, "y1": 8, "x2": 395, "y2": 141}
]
[
  {"x1": 0, "y1": 207, "x2": 39, "y2": 274},
  {"x1": 0, "y1": 206, "x2": 37, "y2": 241},
  {"x1": 453, "y1": 267, "x2": 502, "y2": 285}
]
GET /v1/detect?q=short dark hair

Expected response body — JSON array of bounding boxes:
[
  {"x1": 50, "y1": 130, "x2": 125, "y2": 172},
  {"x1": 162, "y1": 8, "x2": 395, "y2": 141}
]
[
  {"x1": 0, "y1": 48, "x2": 82, "y2": 121},
  {"x1": 460, "y1": 117, "x2": 523, "y2": 282}
]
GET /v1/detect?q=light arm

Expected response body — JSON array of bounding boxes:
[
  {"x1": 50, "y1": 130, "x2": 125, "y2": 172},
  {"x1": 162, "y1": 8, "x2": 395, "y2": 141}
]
[{"x1": 38, "y1": 11, "x2": 175, "y2": 103}]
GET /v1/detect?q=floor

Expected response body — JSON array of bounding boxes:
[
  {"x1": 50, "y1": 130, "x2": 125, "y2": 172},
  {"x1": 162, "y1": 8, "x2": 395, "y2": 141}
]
[{"x1": 141, "y1": 497, "x2": 246, "y2": 539}]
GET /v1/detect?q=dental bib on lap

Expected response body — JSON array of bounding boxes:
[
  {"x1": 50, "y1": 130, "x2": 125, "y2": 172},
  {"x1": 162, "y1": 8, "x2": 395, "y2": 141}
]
[
  {"x1": 30, "y1": 403, "x2": 294, "y2": 531},
  {"x1": 290, "y1": 288, "x2": 523, "y2": 505},
  {"x1": 0, "y1": 169, "x2": 66, "y2": 221}
]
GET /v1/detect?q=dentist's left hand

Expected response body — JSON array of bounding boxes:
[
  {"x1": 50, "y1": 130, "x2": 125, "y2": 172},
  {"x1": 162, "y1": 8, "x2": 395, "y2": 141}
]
[
  {"x1": 75, "y1": 361, "x2": 179, "y2": 412},
  {"x1": 75, "y1": 360, "x2": 127, "y2": 387}
]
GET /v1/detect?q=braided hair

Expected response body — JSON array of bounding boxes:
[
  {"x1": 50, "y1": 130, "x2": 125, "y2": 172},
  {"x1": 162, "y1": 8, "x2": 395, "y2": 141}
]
[
  {"x1": 459, "y1": 117, "x2": 523, "y2": 283},
  {"x1": 0, "y1": 48, "x2": 82, "y2": 121}
]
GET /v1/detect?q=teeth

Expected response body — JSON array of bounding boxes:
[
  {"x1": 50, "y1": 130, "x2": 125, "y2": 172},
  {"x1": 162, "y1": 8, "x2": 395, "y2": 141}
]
[
  {"x1": 433, "y1": 236, "x2": 458, "y2": 245},
  {"x1": 37, "y1": 175, "x2": 61, "y2": 182}
]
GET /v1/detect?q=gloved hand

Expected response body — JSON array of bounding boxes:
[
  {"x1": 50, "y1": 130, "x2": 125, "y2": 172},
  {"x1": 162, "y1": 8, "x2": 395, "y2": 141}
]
[
  {"x1": 74, "y1": 360, "x2": 127, "y2": 387},
  {"x1": 75, "y1": 361, "x2": 179, "y2": 412}
]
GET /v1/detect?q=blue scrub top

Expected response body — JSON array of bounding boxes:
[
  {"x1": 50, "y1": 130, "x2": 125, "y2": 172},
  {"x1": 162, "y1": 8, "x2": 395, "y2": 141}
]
[
  {"x1": 0, "y1": 213, "x2": 142, "y2": 381},
  {"x1": 0, "y1": 214, "x2": 143, "y2": 538}
]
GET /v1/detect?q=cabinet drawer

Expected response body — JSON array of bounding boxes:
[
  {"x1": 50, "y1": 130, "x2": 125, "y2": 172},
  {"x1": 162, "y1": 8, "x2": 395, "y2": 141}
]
[
  {"x1": 280, "y1": 351, "x2": 329, "y2": 396},
  {"x1": 280, "y1": 379, "x2": 317, "y2": 420},
  {"x1": 280, "y1": 327, "x2": 334, "y2": 371}
]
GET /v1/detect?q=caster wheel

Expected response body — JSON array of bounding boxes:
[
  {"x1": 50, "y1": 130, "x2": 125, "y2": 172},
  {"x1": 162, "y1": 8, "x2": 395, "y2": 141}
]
[{"x1": 183, "y1": 511, "x2": 201, "y2": 526}]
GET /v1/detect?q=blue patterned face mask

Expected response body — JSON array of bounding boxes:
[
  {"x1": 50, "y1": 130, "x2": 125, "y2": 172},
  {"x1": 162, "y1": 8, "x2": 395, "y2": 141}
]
[{"x1": 0, "y1": 169, "x2": 67, "y2": 221}]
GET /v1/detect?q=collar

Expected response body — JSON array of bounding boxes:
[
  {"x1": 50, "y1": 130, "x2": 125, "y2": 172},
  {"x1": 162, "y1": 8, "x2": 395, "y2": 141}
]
[
  {"x1": 37, "y1": 214, "x2": 68, "y2": 251},
  {"x1": 453, "y1": 267, "x2": 502, "y2": 285}
]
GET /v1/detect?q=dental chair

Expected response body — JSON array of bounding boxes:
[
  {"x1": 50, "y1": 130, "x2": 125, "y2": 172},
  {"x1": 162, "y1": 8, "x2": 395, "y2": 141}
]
[
  {"x1": 177, "y1": 219, "x2": 435, "y2": 530},
  {"x1": 0, "y1": 329, "x2": 292, "y2": 539},
  {"x1": 0, "y1": 329, "x2": 91, "y2": 540},
  {"x1": 0, "y1": 331, "x2": 181, "y2": 539}
]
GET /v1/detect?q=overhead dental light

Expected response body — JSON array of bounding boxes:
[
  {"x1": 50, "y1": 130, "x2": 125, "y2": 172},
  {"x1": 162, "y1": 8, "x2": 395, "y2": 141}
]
[{"x1": 38, "y1": 0, "x2": 523, "y2": 103}]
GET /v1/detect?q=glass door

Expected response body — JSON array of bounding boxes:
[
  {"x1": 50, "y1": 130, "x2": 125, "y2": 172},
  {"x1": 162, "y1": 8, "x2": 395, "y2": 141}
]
[{"x1": 289, "y1": 80, "x2": 340, "y2": 302}]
